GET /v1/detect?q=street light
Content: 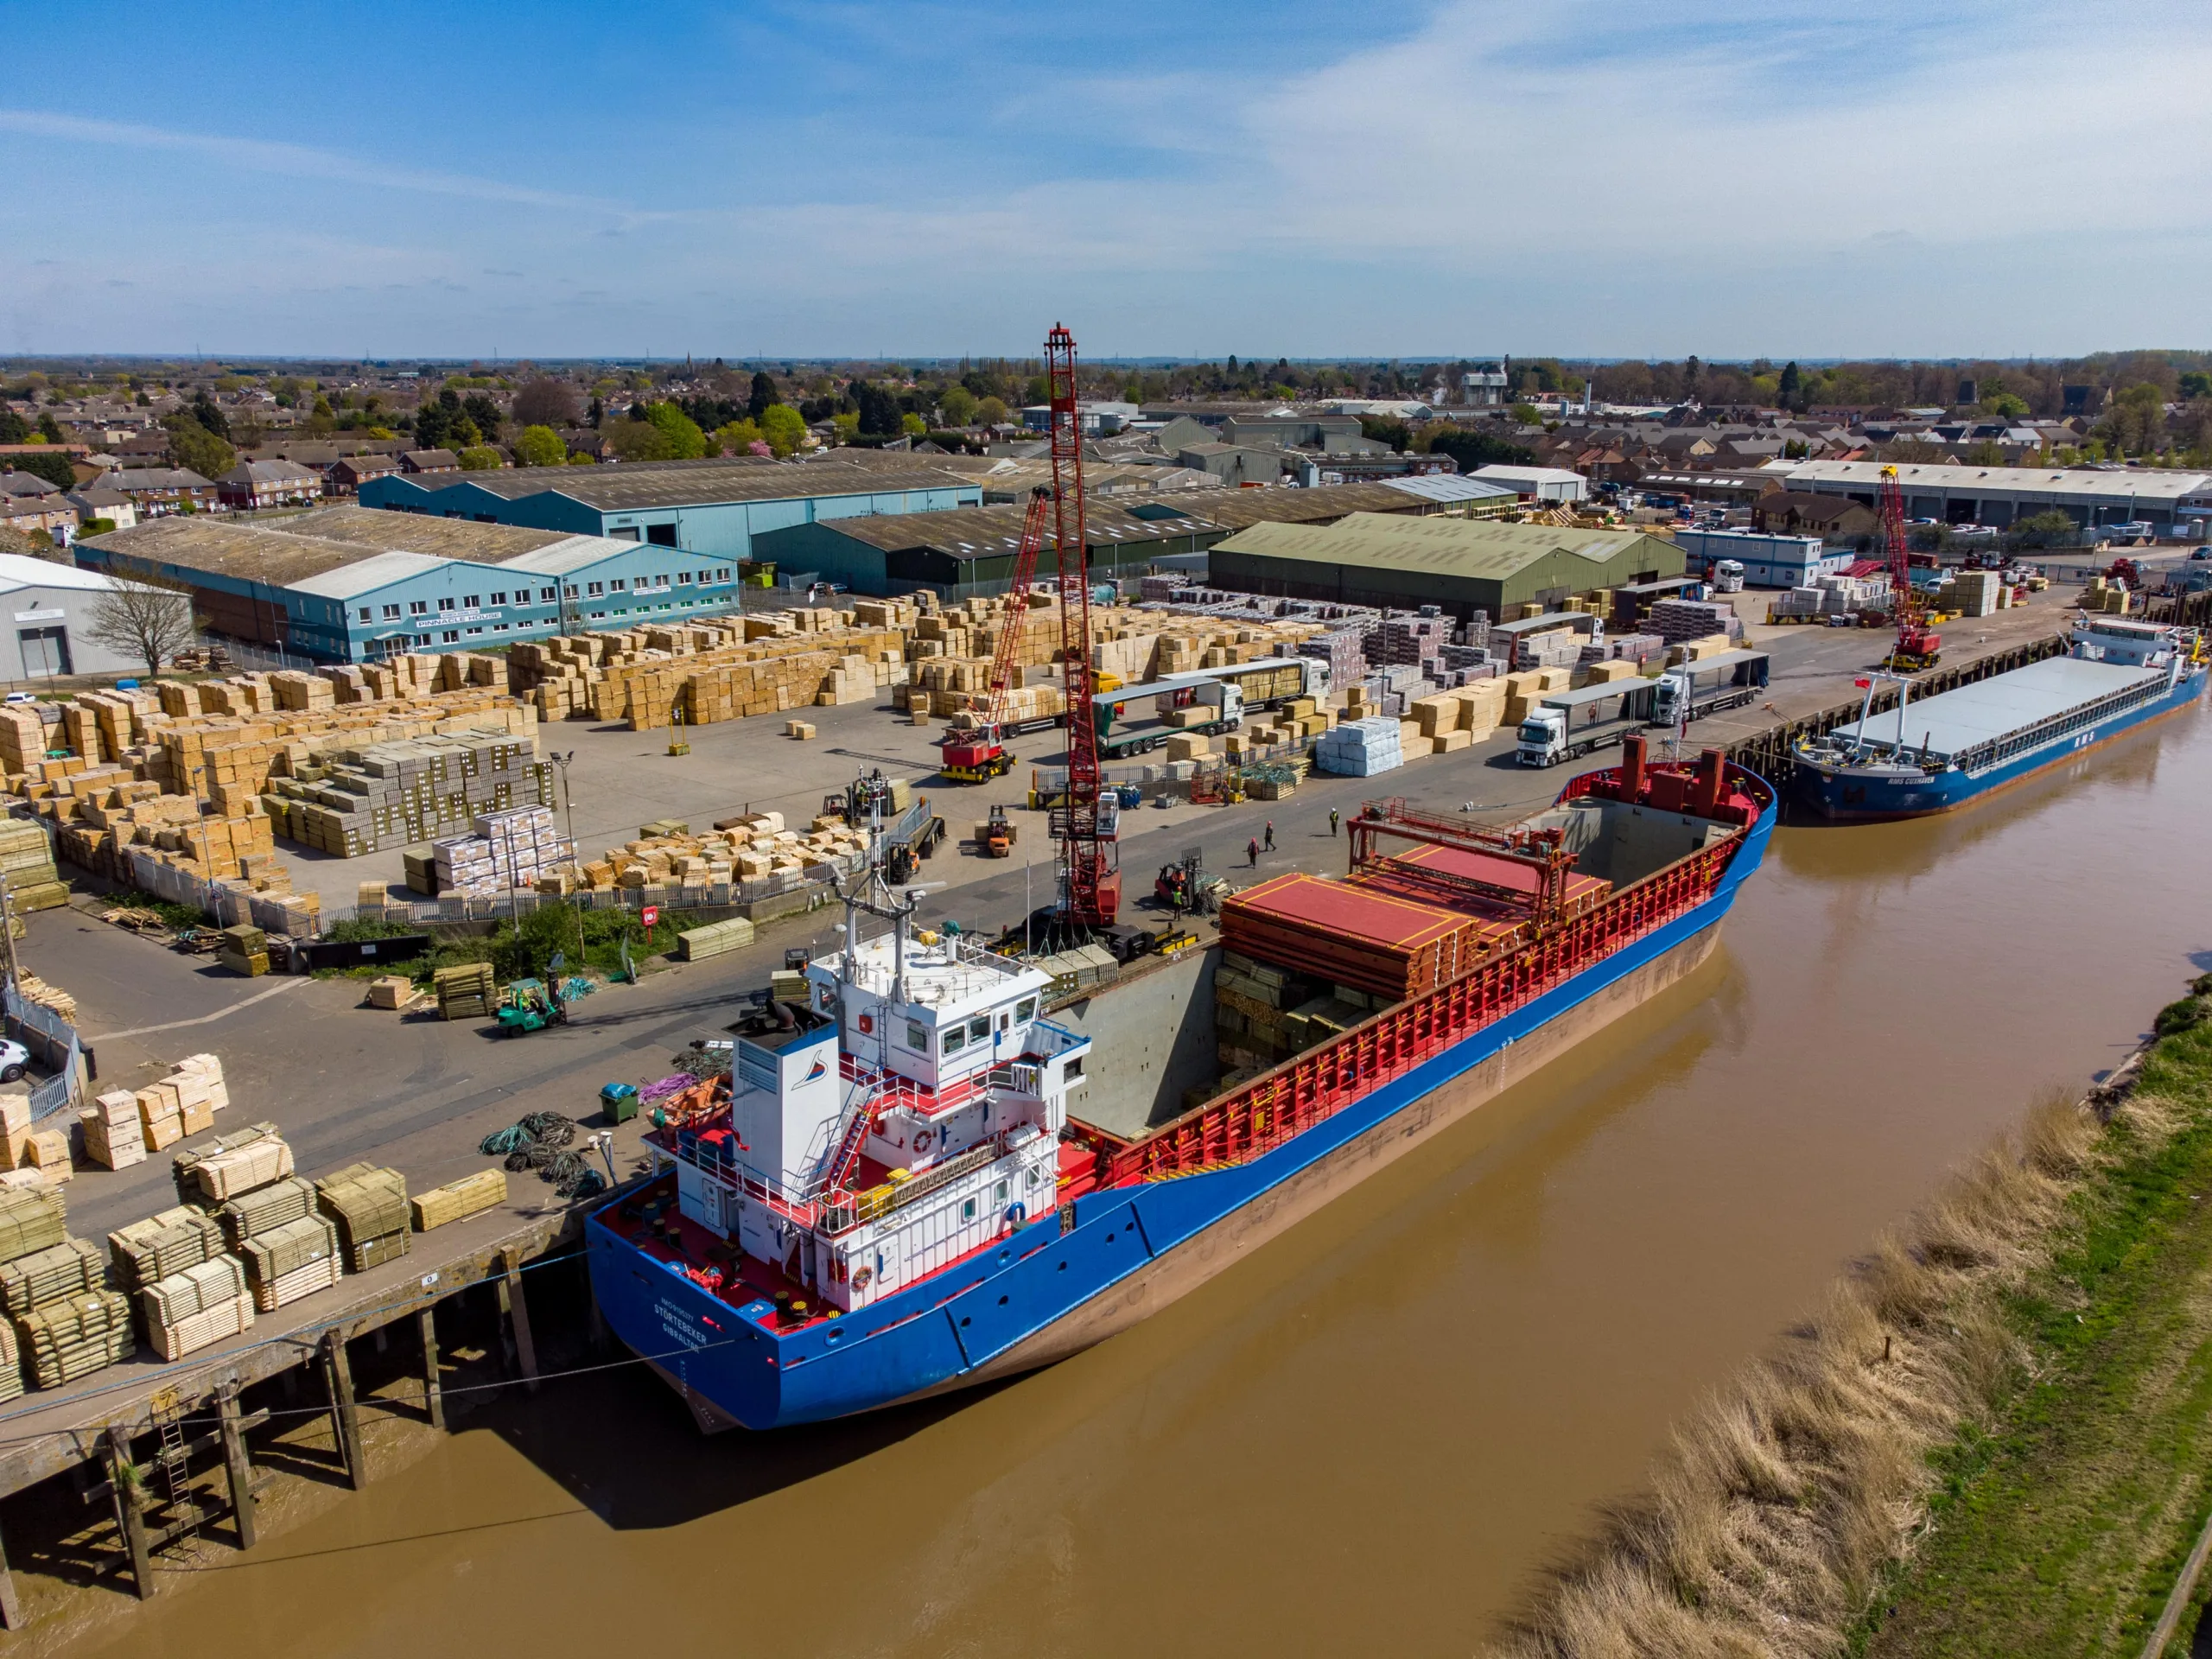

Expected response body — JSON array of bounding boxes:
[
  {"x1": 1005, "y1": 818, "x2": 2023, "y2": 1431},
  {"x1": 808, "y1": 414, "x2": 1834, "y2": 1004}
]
[{"x1": 552, "y1": 749, "x2": 584, "y2": 964}]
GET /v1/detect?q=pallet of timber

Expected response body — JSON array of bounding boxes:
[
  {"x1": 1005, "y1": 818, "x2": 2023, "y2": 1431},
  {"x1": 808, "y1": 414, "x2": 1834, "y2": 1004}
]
[
  {"x1": 346, "y1": 1230, "x2": 411, "y2": 1272},
  {"x1": 216, "y1": 1174, "x2": 316, "y2": 1247},
  {"x1": 0, "y1": 1320, "x2": 21, "y2": 1403},
  {"x1": 0, "y1": 1237, "x2": 103, "y2": 1317},
  {"x1": 173, "y1": 1122, "x2": 290, "y2": 1204},
  {"x1": 110, "y1": 1207, "x2": 226, "y2": 1294},
  {"x1": 239, "y1": 1214, "x2": 340, "y2": 1311},
  {"x1": 315, "y1": 1165, "x2": 409, "y2": 1257},
  {"x1": 676, "y1": 916, "x2": 756, "y2": 961},
  {"x1": 410, "y1": 1169, "x2": 506, "y2": 1232},
  {"x1": 151, "y1": 1290, "x2": 253, "y2": 1362},
  {"x1": 16, "y1": 1289, "x2": 133, "y2": 1388},
  {"x1": 0, "y1": 1186, "x2": 67, "y2": 1264},
  {"x1": 138, "y1": 1254, "x2": 248, "y2": 1331}
]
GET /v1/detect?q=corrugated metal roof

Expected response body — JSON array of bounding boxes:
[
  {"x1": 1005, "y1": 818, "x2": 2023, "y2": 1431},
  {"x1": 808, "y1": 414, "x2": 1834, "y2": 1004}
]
[
  {"x1": 1787, "y1": 460, "x2": 2212, "y2": 501},
  {"x1": 1836, "y1": 656, "x2": 2161, "y2": 760},
  {"x1": 1177, "y1": 482, "x2": 1434, "y2": 531},
  {"x1": 0, "y1": 554, "x2": 116, "y2": 594},
  {"x1": 81, "y1": 517, "x2": 465, "y2": 588},
  {"x1": 289, "y1": 550, "x2": 454, "y2": 601},
  {"x1": 416, "y1": 461, "x2": 977, "y2": 512},
  {"x1": 281, "y1": 505, "x2": 573, "y2": 559},
  {"x1": 1376, "y1": 474, "x2": 1517, "y2": 504},
  {"x1": 791, "y1": 499, "x2": 1219, "y2": 561},
  {"x1": 1211, "y1": 512, "x2": 1669, "y2": 578}
]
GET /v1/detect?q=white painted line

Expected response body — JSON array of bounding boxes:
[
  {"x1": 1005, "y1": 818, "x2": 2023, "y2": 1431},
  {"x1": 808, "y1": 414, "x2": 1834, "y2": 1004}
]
[{"x1": 89, "y1": 976, "x2": 306, "y2": 1041}]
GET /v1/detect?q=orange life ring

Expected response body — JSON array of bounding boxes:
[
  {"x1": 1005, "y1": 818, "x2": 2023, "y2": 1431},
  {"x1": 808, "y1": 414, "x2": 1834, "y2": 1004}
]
[
  {"x1": 857, "y1": 1012, "x2": 874, "y2": 1034},
  {"x1": 852, "y1": 1265, "x2": 874, "y2": 1290},
  {"x1": 913, "y1": 1128, "x2": 933, "y2": 1154}
]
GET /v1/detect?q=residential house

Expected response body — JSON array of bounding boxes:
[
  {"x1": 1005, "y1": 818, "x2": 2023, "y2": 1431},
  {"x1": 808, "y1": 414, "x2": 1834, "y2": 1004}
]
[
  {"x1": 63, "y1": 487, "x2": 137, "y2": 531},
  {"x1": 1750, "y1": 491, "x2": 1878, "y2": 543},
  {"x1": 0, "y1": 473, "x2": 78, "y2": 539},
  {"x1": 219, "y1": 459, "x2": 323, "y2": 511},
  {"x1": 329, "y1": 453, "x2": 404, "y2": 494},
  {"x1": 104, "y1": 467, "x2": 219, "y2": 517},
  {"x1": 401, "y1": 448, "x2": 461, "y2": 474}
]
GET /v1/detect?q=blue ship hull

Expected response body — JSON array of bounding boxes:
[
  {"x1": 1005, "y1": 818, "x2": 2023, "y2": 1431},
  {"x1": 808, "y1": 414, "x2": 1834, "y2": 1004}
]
[
  {"x1": 1794, "y1": 663, "x2": 2205, "y2": 822},
  {"x1": 589, "y1": 796, "x2": 1776, "y2": 1431}
]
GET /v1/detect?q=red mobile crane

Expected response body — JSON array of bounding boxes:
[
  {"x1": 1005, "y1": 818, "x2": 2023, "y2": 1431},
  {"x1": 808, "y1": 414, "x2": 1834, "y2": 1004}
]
[
  {"x1": 1046, "y1": 323, "x2": 1120, "y2": 927},
  {"x1": 1878, "y1": 463, "x2": 1942, "y2": 671},
  {"x1": 940, "y1": 486, "x2": 1054, "y2": 782}
]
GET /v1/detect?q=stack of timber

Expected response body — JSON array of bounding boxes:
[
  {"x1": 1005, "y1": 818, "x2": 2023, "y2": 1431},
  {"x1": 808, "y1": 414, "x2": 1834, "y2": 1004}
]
[
  {"x1": 79, "y1": 1090, "x2": 146, "y2": 1170},
  {"x1": 214, "y1": 1173, "x2": 316, "y2": 1249},
  {"x1": 411, "y1": 1168, "x2": 506, "y2": 1232},
  {"x1": 238, "y1": 1214, "x2": 341, "y2": 1312},
  {"x1": 173, "y1": 1122, "x2": 292, "y2": 1205},
  {"x1": 0, "y1": 1186, "x2": 71, "y2": 1397},
  {"x1": 109, "y1": 1207, "x2": 225, "y2": 1294},
  {"x1": 1221, "y1": 873, "x2": 1506, "y2": 1001},
  {"x1": 0, "y1": 818, "x2": 67, "y2": 912},
  {"x1": 135, "y1": 1053, "x2": 224, "y2": 1154},
  {"x1": 676, "y1": 916, "x2": 756, "y2": 962},
  {"x1": 434, "y1": 963, "x2": 496, "y2": 1020},
  {"x1": 138, "y1": 1255, "x2": 253, "y2": 1360},
  {"x1": 215, "y1": 922, "x2": 270, "y2": 976},
  {"x1": 315, "y1": 1163, "x2": 411, "y2": 1270},
  {"x1": 16, "y1": 1289, "x2": 131, "y2": 1388},
  {"x1": 0, "y1": 1238, "x2": 104, "y2": 1319}
]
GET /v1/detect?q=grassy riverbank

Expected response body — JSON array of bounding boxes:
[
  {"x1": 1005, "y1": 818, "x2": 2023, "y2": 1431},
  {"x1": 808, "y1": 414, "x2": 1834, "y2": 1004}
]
[
  {"x1": 1859, "y1": 993, "x2": 2212, "y2": 1657},
  {"x1": 1497, "y1": 979, "x2": 2212, "y2": 1659}
]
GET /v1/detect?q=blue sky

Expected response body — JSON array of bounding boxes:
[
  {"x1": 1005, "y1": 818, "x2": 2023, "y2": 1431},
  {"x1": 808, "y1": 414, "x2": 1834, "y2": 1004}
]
[{"x1": 3, "y1": 1, "x2": 2209, "y2": 360}]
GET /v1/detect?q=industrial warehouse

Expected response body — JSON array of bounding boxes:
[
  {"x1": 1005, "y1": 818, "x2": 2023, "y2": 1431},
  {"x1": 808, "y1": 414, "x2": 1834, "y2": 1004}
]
[{"x1": 1206, "y1": 512, "x2": 1684, "y2": 620}]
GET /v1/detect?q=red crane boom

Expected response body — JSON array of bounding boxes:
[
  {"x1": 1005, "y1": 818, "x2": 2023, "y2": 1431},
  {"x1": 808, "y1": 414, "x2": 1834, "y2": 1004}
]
[
  {"x1": 1878, "y1": 463, "x2": 1941, "y2": 671},
  {"x1": 939, "y1": 486, "x2": 1052, "y2": 781},
  {"x1": 1046, "y1": 323, "x2": 1119, "y2": 927}
]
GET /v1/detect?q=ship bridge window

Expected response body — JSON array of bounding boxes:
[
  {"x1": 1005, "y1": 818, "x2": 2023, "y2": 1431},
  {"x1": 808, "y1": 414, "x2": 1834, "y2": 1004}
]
[
  {"x1": 968, "y1": 1015, "x2": 990, "y2": 1044},
  {"x1": 905, "y1": 1020, "x2": 927, "y2": 1052},
  {"x1": 943, "y1": 1025, "x2": 966, "y2": 1056},
  {"x1": 1015, "y1": 996, "x2": 1038, "y2": 1023}
]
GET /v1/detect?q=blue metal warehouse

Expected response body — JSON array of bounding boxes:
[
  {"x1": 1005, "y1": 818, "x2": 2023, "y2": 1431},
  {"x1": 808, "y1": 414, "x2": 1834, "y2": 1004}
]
[{"x1": 359, "y1": 457, "x2": 982, "y2": 561}]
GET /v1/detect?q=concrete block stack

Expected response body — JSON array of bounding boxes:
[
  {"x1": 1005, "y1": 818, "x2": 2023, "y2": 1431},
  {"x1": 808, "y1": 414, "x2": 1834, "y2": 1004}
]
[
  {"x1": 1367, "y1": 616, "x2": 1452, "y2": 671},
  {"x1": 430, "y1": 805, "x2": 575, "y2": 897},
  {"x1": 1296, "y1": 628, "x2": 1367, "y2": 697},
  {"x1": 1646, "y1": 598, "x2": 1745, "y2": 645},
  {"x1": 264, "y1": 730, "x2": 552, "y2": 859}
]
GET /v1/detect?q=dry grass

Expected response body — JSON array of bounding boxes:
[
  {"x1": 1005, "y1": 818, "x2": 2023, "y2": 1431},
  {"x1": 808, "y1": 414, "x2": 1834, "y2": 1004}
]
[{"x1": 1491, "y1": 1084, "x2": 2138, "y2": 1659}]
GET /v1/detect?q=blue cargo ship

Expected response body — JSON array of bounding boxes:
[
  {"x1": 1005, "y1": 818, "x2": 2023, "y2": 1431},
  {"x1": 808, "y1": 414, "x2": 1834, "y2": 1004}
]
[
  {"x1": 1793, "y1": 618, "x2": 2205, "y2": 822},
  {"x1": 588, "y1": 744, "x2": 1776, "y2": 1431}
]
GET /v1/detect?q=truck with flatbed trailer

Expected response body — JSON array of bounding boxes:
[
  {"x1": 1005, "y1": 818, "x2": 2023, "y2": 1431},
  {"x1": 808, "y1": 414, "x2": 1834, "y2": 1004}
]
[
  {"x1": 1650, "y1": 648, "x2": 1770, "y2": 728},
  {"x1": 1090, "y1": 657, "x2": 1331, "y2": 760},
  {"x1": 1516, "y1": 678, "x2": 1662, "y2": 766}
]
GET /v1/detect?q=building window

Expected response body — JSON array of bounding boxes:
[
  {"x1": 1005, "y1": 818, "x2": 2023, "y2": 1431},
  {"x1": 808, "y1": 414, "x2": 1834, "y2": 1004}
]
[
  {"x1": 441, "y1": 630, "x2": 460, "y2": 644},
  {"x1": 563, "y1": 583, "x2": 579, "y2": 598},
  {"x1": 464, "y1": 626, "x2": 484, "y2": 636},
  {"x1": 540, "y1": 586, "x2": 558, "y2": 602},
  {"x1": 715, "y1": 566, "x2": 731, "y2": 582},
  {"x1": 677, "y1": 571, "x2": 693, "y2": 586},
  {"x1": 609, "y1": 577, "x2": 626, "y2": 592},
  {"x1": 409, "y1": 601, "x2": 428, "y2": 615},
  {"x1": 357, "y1": 607, "x2": 372, "y2": 622},
  {"x1": 586, "y1": 582, "x2": 603, "y2": 596},
  {"x1": 382, "y1": 604, "x2": 401, "y2": 620},
  {"x1": 588, "y1": 610, "x2": 605, "y2": 620},
  {"x1": 462, "y1": 594, "x2": 480, "y2": 608},
  {"x1": 493, "y1": 623, "x2": 509, "y2": 632},
  {"x1": 489, "y1": 590, "x2": 506, "y2": 605},
  {"x1": 646, "y1": 524, "x2": 678, "y2": 547}
]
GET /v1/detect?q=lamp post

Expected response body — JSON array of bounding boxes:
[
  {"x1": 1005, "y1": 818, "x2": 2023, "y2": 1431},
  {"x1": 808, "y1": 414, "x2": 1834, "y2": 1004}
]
[{"x1": 553, "y1": 750, "x2": 584, "y2": 964}]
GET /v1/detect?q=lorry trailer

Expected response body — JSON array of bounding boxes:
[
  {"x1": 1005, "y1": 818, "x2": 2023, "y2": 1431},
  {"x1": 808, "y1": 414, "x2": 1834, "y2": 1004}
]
[
  {"x1": 1091, "y1": 657, "x2": 1330, "y2": 760},
  {"x1": 1651, "y1": 648, "x2": 1770, "y2": 728},
  {"x1": 1516, "y1": 678, "x2": 1661, "y2": 766}
]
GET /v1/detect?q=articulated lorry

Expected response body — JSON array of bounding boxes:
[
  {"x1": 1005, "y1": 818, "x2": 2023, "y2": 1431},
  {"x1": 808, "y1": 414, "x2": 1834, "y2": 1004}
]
[
  {"x1": 1516, "y1": 678, "x2": 1662, "y2": 766},
  {"x1": 1091, "y1": 657, "x2": 1331, "y2": 760},
  {"x1": 1650, "y1": 648, "x2": 1770, "y2": 727}
]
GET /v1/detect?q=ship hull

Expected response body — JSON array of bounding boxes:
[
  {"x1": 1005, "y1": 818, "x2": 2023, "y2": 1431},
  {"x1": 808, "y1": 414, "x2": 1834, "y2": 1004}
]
[
  {"x1": 1793, "y1": 662, "x2": 2204, "y2": 823},
  {"x1": 588, "y1": 801, "x2": 1771, "y2": 1431}
]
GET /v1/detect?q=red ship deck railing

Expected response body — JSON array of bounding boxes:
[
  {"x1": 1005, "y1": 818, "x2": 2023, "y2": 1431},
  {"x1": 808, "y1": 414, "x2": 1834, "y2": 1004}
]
[{"x1": 1084, "y1": 764, "x2": 1769, "y2": 1190}]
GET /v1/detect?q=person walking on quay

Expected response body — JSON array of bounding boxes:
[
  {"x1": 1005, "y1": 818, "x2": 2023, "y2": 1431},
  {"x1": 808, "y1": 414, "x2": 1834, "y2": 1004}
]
[
  {"x1": 1248, "y1": 836, "x2": 1260, "y2": 867},
  {"x1": 1264, "y1": 820, "x2": 1275, "y2": 852},
  {"x1": 1329, "y1": 807, "x2": 1340, "y2": 836}
]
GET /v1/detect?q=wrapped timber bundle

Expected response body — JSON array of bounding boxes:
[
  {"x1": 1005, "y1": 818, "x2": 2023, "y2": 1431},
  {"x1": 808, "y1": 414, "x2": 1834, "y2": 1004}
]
[
  {"x1": 0, "y1": 1186, "x2": 67, "y2": 1264},
  {"x1": 215, "y1": 1174, "x2": 316, "y2": 1248},
  {"x1": 410, "y1": 1169, "x2": 506, "y2": 1232},
  {"x1": 0, "y1": 1322, "x2": 22, "y2": 1403},
  {"x1": 80, "y1": 1090, "x2": 146, "y2": 1170},
  {"x1": 315, "y1": 1164, "x2": 410, "y2": 1271},
  {"x1": 17, "y1": 1289, "x2": 133, "y2": 1387},
  {"x1": 110, "y1": 1207, "x2": 226, "y2": 1294},
  {"x1": 139, "y1": 1255, "x2": 252, "y2": 1361},
  {"x1": 435, "y1": 963, "x2": 496, "y2": 1020},
  {"x1": 172, "y1": 1122, "x2": 291, "y2": 1205},
  {"x1": 238, "y1": 1214, "x2": 340, "y2": 1312},
  {"x1": 0, "y1": 1238, "x2": 105, "y2": 1318}
]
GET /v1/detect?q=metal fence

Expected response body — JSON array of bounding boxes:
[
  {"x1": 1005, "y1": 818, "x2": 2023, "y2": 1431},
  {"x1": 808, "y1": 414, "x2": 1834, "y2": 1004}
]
[
  {"x1": 2, "y1": 983, "x2": 85, "y2": 1122},
  {"x1": 316, "y1": 854, "x2": 863, "y2": 931}
]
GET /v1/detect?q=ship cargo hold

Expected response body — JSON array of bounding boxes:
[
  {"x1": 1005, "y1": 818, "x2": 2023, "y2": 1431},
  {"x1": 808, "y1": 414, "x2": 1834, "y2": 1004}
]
[
  {"x1": 1794, "y1": 618, "x2": 2206, "y2": 821},
  {"x1": 587, "y1": 741, "x2": 1777, "y2": 1431}
]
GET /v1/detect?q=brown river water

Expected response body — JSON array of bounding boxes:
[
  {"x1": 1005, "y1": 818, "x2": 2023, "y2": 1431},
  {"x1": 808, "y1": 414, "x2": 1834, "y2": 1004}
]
[{"x1": 92, "y1": 698, "x2": 2212, "y2": 1659}]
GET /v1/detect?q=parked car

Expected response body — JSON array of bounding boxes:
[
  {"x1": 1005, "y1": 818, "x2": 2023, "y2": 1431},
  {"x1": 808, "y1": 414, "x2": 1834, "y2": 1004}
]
[{"x1": 0, "y1": 1039, "x2": 29, "y2": 1084}]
